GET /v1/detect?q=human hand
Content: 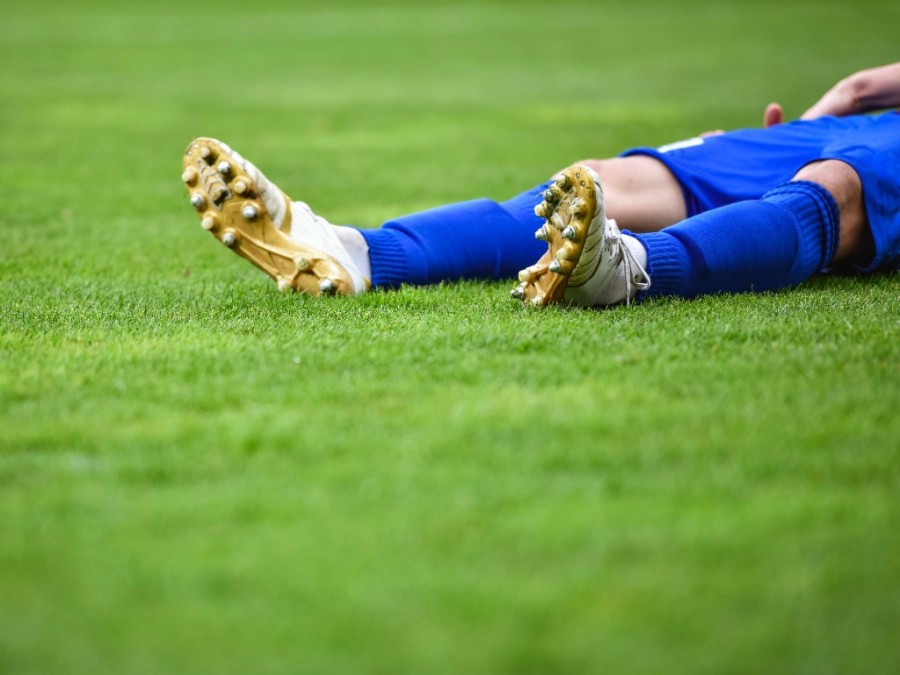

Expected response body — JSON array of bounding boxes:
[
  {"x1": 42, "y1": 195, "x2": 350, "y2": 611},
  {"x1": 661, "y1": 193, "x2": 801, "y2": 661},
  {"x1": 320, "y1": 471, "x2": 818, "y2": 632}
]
[
  {"x1": 763, "y1": 80, "x2": 854, "y2": 127},
  {"x1": 799, "y1": 77, "x2": 859, "y2": 120},
  {"x1": 764, "y1": 64, "x2": 900, "y2": 126},
  {"x1": 763, "y1": 92, "x2": 852, "y2": 127}
]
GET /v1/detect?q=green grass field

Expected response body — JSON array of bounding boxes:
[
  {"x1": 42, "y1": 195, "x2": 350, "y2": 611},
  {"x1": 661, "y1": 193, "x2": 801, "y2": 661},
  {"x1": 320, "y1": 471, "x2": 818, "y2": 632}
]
[{"x1": 2, "y1": 0, "x2": 899, "y2": 672}]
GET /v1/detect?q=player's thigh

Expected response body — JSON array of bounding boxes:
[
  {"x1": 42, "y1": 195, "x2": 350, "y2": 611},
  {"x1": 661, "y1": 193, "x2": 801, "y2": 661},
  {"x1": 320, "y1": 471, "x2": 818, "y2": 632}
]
[{"x1": 578, "y1": 156, "x2": 687, "y2": 232}]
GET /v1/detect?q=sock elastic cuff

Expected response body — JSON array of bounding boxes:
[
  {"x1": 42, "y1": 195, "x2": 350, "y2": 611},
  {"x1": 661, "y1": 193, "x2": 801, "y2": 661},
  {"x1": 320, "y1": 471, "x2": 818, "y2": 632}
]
[
  {"x1": 762, "y1": 180, "x2": 841, "y2": 269},
  {"x1": 356, "y1": 227, "x2": 409, "y2": 288},
  {"x1": 632, "y1": 231, "x2": 691, "y2": 298}
]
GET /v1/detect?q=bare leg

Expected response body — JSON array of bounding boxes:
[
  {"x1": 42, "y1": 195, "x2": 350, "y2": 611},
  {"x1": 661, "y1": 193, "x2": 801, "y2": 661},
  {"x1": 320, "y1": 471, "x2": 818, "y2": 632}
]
[
  {"x1": 792, "y1": 160, "x2": 874, "y2": 265},
  {"x1": 576, "y1": 156, "x2": 687, "y2": 231}
]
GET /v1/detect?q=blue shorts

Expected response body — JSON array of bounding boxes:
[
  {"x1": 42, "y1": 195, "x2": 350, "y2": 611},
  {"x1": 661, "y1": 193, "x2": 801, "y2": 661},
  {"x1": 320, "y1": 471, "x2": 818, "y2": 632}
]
[{"x1": 621, "y1": 111, "x2": 900, "y2": 271}]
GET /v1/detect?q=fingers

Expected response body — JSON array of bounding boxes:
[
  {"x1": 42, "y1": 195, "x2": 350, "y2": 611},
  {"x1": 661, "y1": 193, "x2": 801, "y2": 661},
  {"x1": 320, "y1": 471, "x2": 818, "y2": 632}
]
[{"x1": 763, "y1": 102, "x2": 783, "y2": 127}]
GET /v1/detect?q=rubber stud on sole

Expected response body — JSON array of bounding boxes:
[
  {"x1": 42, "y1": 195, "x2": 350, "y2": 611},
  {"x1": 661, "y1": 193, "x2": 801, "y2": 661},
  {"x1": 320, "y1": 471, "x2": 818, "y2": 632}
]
[
  {"x1": 543, "y1": 187, "x2": 562, "y2": 204},
  {"x1": 210, "y1": 185, "x2": 229, "y2": 205}
]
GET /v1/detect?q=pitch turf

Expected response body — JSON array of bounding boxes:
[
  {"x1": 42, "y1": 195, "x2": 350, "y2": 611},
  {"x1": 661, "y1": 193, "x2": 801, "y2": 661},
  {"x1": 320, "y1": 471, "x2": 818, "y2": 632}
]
[{"x1": 2, "y1": 0, "x2": 899, "y2": 673}]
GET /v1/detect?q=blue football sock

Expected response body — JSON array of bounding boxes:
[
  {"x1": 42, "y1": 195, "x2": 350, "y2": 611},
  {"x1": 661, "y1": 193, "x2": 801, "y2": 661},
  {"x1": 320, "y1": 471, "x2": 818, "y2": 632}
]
[
  {"x1": 358, "y1": 181, "x2": 551, "y2": 287},
  {"x1": 634, "y1": 180, "x2": 840, "y2": 298}
]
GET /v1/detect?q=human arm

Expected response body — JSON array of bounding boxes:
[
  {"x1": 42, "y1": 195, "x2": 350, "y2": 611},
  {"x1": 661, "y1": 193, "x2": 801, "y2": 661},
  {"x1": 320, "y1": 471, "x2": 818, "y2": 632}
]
[{"x1": 764, "y1": 62, "x2": 900, "y2": 127}]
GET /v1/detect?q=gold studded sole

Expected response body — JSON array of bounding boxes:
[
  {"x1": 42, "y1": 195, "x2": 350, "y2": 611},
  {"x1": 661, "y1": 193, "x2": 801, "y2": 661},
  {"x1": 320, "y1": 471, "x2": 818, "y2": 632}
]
[
  {"x1": 510, "y1": 165, "x2": 599, "y2": 307},
  {"x1": 181, "y1": 137, "x2": 353, "y2": 296}
]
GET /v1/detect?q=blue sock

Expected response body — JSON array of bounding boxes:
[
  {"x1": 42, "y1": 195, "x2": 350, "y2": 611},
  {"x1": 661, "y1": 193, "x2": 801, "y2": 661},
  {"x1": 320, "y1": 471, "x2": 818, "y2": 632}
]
[
  {"x1": 357, "y1": 182, "x2": 551, "y2": 287},
  {"x1": 635, "y1": 181, "x2": 840, "y2": 298}
]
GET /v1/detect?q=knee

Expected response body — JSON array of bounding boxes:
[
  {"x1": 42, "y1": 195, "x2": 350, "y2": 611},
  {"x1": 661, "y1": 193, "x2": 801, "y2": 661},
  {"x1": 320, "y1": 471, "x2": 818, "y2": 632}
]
[
  {"x1": 793, "y1": 159, "x2": 872, "y2": 264},
  {"x1": 793, "y1": 160, "x2": 862, "y2": 212}
]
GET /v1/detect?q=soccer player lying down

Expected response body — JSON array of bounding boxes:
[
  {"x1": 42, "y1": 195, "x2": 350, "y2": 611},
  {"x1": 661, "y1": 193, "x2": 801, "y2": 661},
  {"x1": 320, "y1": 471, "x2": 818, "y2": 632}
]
[{"x1": 180, "y1": 63, "x2": 900, "y2": 307}]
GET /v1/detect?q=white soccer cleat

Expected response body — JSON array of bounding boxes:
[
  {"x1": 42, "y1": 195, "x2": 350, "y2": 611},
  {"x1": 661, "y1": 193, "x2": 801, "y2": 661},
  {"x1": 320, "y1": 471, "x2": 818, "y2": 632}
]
[
  {"x1": 511, "y1": 165, "x2": 650, "y2": 308},
  {"x1": 182, "y1": 137, "x2": 369, "y2": 295}
]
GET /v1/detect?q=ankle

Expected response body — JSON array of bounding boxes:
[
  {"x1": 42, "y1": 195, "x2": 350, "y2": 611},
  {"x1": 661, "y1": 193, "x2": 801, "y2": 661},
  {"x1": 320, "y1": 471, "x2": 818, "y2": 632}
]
[{"x1": 333, "y1": 226, "x2": 372, "y2": 281}]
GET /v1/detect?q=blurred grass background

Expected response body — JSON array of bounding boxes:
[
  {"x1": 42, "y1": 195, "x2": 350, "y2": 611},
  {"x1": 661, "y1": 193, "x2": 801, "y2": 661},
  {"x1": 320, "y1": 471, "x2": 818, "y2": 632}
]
[{"x1": 2, "y1": 1, "x2": 899, "y2": 673}]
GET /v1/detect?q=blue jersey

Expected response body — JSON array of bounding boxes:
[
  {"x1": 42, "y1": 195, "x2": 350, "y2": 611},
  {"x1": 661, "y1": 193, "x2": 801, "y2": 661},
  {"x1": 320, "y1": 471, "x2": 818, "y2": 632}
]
[{"x1": 622, "y1": 111, "x2": 900, "y2": 270}]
